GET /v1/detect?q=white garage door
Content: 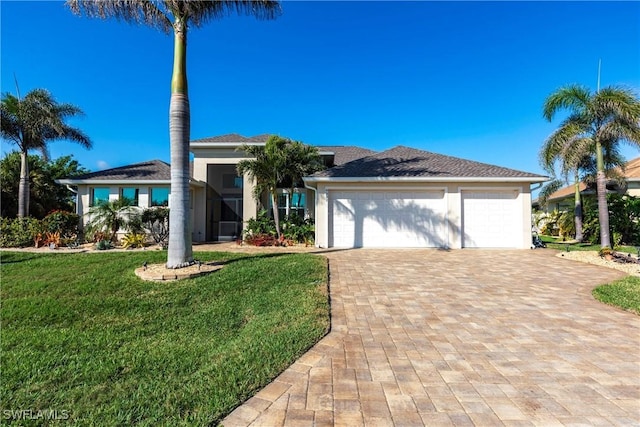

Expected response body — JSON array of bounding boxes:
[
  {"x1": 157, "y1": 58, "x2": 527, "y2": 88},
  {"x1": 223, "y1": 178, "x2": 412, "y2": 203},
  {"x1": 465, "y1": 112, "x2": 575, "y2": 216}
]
[
  {"x1": 462, "y1": 191, "x2": 520, "y2": 248},
  {"x1": 329, "y1": 190, "x2": 447, "y2": 248}
]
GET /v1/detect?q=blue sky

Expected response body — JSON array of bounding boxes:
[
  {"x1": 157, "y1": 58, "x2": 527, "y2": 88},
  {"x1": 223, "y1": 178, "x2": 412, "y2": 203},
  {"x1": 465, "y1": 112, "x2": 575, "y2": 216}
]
[{"x1": 1, "y1": 1, "x2": 639, "y2": 180}]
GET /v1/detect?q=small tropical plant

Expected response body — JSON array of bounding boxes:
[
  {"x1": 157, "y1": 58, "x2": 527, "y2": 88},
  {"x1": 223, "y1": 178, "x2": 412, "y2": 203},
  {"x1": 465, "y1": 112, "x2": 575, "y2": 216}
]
[
  {"x1": 95, "y1": 239, "x2": 113, "y2": 251},
  {"x1": 121, "y1": 232, "x2": 147, "y2": 249},
  {"x1": 85, "y1": 198, "x2": 137, "y2": 242}
]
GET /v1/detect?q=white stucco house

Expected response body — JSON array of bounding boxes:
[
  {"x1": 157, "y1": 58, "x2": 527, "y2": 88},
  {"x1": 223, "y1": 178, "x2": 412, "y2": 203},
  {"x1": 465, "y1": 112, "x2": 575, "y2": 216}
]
[{"x1": 57, "y1": 133, "x2": 548, "y2": 249}]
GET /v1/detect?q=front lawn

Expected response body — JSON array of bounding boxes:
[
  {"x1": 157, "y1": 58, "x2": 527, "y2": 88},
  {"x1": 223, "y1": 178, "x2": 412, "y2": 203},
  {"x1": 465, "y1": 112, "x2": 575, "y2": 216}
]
[
  {"x1": 593, "y1": 275, "x2": 640, "y2": 315},
  {"x1": 540, "y1": 235, "x2": 637, "y2": 254},
  {"x1": 0, "y1": 251, "x2": 329, "y2": 425}
]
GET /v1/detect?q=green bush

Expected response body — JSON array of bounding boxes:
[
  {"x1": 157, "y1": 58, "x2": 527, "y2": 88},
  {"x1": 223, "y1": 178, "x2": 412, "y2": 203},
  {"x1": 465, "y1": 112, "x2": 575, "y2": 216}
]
[
  {"x1": 282, "y1": 214, "x2": 315, "y2": 245},
  {"x1": 0, "y1": 217, "x2": 44, "y2": 247},
  {"x1": 43, "y1": 210, "x2": 80, "y2": 239},
  {"x1": 95, "y1": 239, "x2": 113, "y2": 250},
  {"x1": 582, "y1": 194, "x2": 640, "y2": 246},
  {"x1": 141, "y1": 207, "x2": 169, "y2": 247},
  {"x1": 244, "y1": 209, "x2": 276, "y2": 239},
  {"x1": 243, "y1": 210, "x2": 315, "y2": 245}
]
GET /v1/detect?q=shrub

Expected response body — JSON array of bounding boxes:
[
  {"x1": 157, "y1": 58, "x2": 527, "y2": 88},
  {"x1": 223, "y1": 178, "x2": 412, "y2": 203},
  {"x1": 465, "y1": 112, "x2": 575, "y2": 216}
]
[
  {"x1": 0, "y1": 217, "x2": 45, "y2": 248},
  {"x1": 121, "y1": 232, "x2": 146, "y2": 249},
  {"x1": 243, "y1": 211, "x2": 315, "y2": 246},
  {"x1": 95, "y1": 239, "x2": 113, "y2": 250},
  {"x1": 244, "y1": 209, "x2": 276, "y2": 239},
  {"x1": 43, "y1": 210, "x2": 80, "y2": 239},
  {"x1": 141, "y1": 207, "x2": 169, "y2": 247},
  {"x1": 282, "y1": 214, "x2": 315, "y2": 245}
]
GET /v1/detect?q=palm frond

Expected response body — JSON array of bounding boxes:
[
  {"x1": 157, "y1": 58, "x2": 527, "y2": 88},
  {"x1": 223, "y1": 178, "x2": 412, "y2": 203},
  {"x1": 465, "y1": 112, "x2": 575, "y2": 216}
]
[{"x1": 543, "y1": 84, "x2": 591, "y2": 122}]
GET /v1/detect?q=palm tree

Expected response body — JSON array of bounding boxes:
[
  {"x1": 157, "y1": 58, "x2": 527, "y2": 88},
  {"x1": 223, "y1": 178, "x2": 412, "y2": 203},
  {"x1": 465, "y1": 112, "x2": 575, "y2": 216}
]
[
  {"x1": 543, "y1": 85, "x2": 640, "y2": 248},
  {"x1": 1, "y1": 89, "x2": 92, "y2": 218},
  {"x1": 86, "y1": 198, "x2": 137, "y2": 242},
  {"x1": 67, "y1": 0, "x2": 281, "y2": 268},
  {"x1": 236, "y1": 136, "x2": 323, "y2": 239},
  {"x1": 237, "y1": 135, "x2": 288, "y2": 239},
  {"x1": 281, "y1": 140, "x2": 324, "y2": 214}
]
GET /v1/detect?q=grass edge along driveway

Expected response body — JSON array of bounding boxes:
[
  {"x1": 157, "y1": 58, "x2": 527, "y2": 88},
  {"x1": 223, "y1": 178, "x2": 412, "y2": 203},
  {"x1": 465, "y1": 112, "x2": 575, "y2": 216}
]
[{"x1": 0, "y1": 251, "x2": 329, "y2": 425}]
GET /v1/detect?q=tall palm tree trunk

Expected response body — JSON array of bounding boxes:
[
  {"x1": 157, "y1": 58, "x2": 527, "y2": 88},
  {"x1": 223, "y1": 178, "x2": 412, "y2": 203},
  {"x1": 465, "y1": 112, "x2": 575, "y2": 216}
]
[
  {"x1": 573, "y1": 175, "x2": 583, "y2": 242},
  {"x1": 595, "y1": 142, "x2": 611, "y2": 248},
  {"x1": 18, "y1": 150, "x2": 30, "y2": 218},
  {"x1": 270, "y1": 190, "x2": 282, "y2": 239},
  {"x1": 167, "y1": 17, "x2": 193, "y2": 268}
]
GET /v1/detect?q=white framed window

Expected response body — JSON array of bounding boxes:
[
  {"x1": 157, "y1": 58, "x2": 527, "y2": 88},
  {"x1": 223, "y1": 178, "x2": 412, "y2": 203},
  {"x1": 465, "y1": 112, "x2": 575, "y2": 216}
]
[{"x1": 270, "y1": 189, "x2": 307, "y2": 218}]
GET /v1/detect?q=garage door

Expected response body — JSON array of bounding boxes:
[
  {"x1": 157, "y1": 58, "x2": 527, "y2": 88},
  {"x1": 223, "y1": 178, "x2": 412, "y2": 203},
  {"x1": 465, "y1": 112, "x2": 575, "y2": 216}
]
[
  {"x1": 329, "y1": 190, "x2": 447, "y2": 248},
  {"x1": 462, "y1": 191, "x2": 520, "y2": 248}
]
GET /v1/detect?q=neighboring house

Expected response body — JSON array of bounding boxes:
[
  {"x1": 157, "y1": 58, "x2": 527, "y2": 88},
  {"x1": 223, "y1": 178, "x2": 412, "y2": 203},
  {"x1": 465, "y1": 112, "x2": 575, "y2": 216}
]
[
  {"x1": 59, "y1": 133, "x2": 548, "y2": 248},
  {"x1": 538, "y1": 156, "x2": 640, "y2": 213}
]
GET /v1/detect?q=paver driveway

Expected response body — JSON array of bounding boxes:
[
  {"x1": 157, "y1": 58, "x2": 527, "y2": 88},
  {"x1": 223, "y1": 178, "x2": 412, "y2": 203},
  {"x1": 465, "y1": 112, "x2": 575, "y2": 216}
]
[{"x1": 223, "y1": 249, "x2": 640, "y2": 426}]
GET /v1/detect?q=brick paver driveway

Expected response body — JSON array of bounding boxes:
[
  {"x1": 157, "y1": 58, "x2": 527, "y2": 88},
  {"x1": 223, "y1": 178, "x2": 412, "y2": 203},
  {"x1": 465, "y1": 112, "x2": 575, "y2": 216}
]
[{"x1": 223, "y1": 249, "x2": 640, "y2": 426}]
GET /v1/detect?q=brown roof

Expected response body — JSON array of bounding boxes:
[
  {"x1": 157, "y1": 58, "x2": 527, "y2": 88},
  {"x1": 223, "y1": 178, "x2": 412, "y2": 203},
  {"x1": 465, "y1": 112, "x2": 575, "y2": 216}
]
[
  {"x1": 622, "y1": 157, "x2": 640, "y2": 179},
  {"x1": 191, "y1": 133, "x2": 272, "y2": 143},
  {"x1": 311, "y1": 146, "x2": 546, "y2": 179},
  {"x1": 70, "y1": 160, "x2": 171, "y2": 181},
  {"x1": 317, "y1": 146, "x2": 377, "y2": 165}
]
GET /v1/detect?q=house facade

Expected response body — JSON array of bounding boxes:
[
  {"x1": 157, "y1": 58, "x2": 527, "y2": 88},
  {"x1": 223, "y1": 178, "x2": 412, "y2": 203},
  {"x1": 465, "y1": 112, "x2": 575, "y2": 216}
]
[
  {"x1": 59, "y1": 133, "x2": 548, "y2": 249},
  {"x1": 538, "y1": 157, "x2": 640, "y2": 213}
]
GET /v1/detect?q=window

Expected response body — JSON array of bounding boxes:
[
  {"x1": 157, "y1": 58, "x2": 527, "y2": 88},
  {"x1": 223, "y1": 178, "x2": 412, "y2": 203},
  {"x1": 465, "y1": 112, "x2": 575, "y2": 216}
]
[
  {"x1": 222, "y1": 174, "x2": 243, "y2": 189},
  {"x1": 290, "y1": 192, "x2": 306, "y2": 217},
  {"x1": 270, "y1": 190, "x2": 307, "y2": 218},
  {"x1": 120, "y1": 187, "x2": 139, "y2": 206},
  {"x1": 150, "y1": 187, "x2": 170, "y2": 207},
  {"x1": 91, "y1": 188, "x2": 110, "y2": 206}
]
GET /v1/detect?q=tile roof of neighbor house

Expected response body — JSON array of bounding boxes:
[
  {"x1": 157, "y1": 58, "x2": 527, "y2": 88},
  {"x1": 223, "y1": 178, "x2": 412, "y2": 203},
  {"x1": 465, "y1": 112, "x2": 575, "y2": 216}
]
[
  {"x1": 545, "y1": 156, "x2": 640, "y2": 201},
  {"x1": 317, "y1": 146, "x2": 377, "y2": 165},
  {"x1": 310, "y1": 146, "x2": 547, "y2": 180},
  {"x1": 65, "y1": 160, "x2": 172, "y2": 181}
]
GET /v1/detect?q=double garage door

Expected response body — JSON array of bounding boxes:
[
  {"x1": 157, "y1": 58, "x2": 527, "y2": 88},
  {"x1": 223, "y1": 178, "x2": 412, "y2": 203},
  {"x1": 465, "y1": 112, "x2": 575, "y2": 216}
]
[{"x1": 328, "y1": 189, "x2": 521, "y2": 248}]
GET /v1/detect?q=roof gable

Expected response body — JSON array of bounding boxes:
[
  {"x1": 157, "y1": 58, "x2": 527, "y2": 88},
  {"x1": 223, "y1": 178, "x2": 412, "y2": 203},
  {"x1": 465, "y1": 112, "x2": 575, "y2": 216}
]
[{"x1": 311, "y1": 146, "x2": 545, "y2": 179}]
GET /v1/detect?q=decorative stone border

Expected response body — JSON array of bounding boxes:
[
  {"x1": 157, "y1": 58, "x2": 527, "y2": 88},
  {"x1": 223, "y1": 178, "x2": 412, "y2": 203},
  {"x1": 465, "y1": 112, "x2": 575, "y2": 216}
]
[{"x1": 134, "y1": 262, "x2": 224, "y2": 281}]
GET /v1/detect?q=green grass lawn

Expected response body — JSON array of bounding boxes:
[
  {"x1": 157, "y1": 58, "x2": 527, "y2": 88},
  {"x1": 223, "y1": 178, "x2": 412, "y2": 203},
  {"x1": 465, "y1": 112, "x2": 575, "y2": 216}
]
[
  {"x1": 1, "y1": 251, "x2": 329, "y2": 425},
  {"x1": 593, "y1": 276, "x2": 640, "y2": 315},
  {"x1": 540, "y1": 235, "x2": 637, "y2": 254}
]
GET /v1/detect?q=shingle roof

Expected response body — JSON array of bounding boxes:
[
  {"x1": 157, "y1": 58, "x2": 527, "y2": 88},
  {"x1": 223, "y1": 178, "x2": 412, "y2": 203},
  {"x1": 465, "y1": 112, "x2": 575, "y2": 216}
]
[
  {"x1": 317, "y1": 146, "x2": 377, "y2": 165},
  {"x1": 310, "y1": 146, "x2": 546, "y2": 179},
  {"x1": 69, "y1": 160, "x2": 171, "y2": 181},
  {"x1": 191, "y1": 133, "x2": 272, "y2": 143}
]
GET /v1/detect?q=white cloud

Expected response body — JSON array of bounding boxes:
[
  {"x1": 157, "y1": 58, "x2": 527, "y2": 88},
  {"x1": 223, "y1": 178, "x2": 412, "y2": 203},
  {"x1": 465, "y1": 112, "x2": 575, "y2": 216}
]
[{"x1": 96, "y1": 160, "x2": 110, "y2": 170}]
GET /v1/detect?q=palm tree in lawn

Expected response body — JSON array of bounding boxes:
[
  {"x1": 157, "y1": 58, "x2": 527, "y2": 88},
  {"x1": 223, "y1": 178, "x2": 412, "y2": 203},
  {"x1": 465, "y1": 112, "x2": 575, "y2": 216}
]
[
  {"x1": 67, "y1": 0, "x2": 281, "y2": 268},
  {"x1": 1, "y1": 89, "x2": 92, "y2": 218},
  {"x1": 237, "y1": 135, "x2": 288, "y2": 239},
  {"x1": 543, "y1": 85, "x2": 640, "y2": 248}
]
